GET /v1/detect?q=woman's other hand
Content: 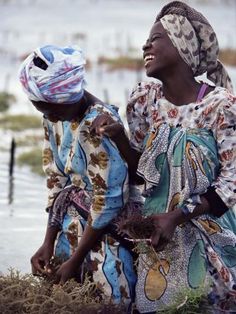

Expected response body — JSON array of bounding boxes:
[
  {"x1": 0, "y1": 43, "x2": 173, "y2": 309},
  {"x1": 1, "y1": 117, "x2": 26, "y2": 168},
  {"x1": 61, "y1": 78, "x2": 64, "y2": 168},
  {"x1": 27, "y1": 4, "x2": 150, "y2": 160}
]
[
  {"x1": 90, "y1": 113, "x2": 123, "y2": 139},
  {"x1": 53, "y1": 224, "x2": 104, "y2": 284},
  {"x1": 31, "y1": 225, "x2": 59, "y2": 276},
  {"x1": 31, "y1": 242, "x2": 54, "y2": 276},
  {"x1": 150, "y1": 212, "x2": 178, "y2": 251},
  {"x1": 54, "y1": 258, "x2": 80, "y2": 284},
  {"x1": 150, "y1": 197, "x2": 211, "y2": 251}
]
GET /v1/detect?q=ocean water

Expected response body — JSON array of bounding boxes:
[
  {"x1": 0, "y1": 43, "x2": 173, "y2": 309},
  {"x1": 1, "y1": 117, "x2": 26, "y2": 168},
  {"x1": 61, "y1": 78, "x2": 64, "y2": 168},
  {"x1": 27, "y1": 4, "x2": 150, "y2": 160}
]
[{"x1": 0, "y1": 0, "x2": 236, "y2": 113}]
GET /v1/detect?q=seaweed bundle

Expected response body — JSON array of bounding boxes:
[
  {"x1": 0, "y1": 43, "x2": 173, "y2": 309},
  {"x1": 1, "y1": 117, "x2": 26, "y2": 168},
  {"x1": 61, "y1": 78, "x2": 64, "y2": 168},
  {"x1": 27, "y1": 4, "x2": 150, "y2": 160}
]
[{"x1": 0, "y1": 269, "x2": 125, "y2": 314}]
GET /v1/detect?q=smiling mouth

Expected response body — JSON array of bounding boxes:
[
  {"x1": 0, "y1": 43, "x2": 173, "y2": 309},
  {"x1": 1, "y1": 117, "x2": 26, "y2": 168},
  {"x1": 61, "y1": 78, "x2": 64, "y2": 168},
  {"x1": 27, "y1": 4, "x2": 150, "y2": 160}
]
[{"x1": 144, "y1": 55, "x2": 155, "y2": 67}]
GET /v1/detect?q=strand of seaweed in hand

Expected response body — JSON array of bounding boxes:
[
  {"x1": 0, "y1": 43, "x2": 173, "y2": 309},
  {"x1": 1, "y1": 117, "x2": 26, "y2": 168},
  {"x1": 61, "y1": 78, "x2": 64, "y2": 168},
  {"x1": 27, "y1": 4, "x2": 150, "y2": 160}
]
[{"x1": 115, "y1": 213, "x2": 154, "y2": 239}]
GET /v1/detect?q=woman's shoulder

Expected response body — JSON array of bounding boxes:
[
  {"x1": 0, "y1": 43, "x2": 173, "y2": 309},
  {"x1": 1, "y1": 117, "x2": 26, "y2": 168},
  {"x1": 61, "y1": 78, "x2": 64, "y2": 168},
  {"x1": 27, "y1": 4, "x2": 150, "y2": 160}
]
[
  {"x1": 128, "y1": 81, "x2": 162, "y2": 105},
  {"x1": 208, "y1": 86, "x2": 236, "y2": 105},
  {"x1": 206, "y1": 86, "x2": 236, "y2": 118},
  {"x1": 202, "y1": 87, "x2": 236, "y2": 131}
]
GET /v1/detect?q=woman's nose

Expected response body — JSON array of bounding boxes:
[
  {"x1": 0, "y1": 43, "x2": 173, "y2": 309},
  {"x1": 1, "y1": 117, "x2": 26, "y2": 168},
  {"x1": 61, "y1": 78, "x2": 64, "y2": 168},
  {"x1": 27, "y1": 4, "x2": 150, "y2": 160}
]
[{"x1": 142, "y1": 40, "x2": 152, "y2": 51}]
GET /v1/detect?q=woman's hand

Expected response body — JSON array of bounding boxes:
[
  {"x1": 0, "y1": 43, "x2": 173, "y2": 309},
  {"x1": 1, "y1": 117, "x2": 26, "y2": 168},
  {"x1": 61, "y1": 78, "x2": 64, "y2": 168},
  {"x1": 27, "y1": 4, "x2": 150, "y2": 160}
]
[
  {"x1": 91, "y1": 113, "x2": 142, "y2": 183},
  {"x1": 150, "y1": 196, "x2": 211, "y2": 251},
  {"x1": 53, "y1": 224, "x2": 104, "y2": 284},
  {"x1": 150, "y1": 212, "x2": 178, "y2": 251},
  {"x1": 31, "y1": 242, "x2": 54, "y2": 276},
  {"x1": 31, "y1": 225, "x2": 59, "y2": 276},
  {"x1": 90, "y1": 113, "x2": 123, "y2": 139},
  {"x1": 54, "y1": 258, "x2": 80, "y2": 284}
]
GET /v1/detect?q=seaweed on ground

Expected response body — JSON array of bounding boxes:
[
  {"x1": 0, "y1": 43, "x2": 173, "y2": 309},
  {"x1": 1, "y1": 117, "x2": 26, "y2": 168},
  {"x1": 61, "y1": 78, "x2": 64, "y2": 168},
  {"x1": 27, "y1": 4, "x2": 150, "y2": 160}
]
[{"x1": 0, "y1": 269, "x2": 125, "y2": 314}]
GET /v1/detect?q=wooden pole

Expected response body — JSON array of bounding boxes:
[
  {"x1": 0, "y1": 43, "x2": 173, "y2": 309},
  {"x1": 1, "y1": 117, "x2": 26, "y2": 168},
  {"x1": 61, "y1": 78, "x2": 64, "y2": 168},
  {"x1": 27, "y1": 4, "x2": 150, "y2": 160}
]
[
  {"x1": 9, "y1": 137, "x2": 15, "y2": 177},
  {"x1": 8, "y1": 137, "x2": 15, "y2": 204}
]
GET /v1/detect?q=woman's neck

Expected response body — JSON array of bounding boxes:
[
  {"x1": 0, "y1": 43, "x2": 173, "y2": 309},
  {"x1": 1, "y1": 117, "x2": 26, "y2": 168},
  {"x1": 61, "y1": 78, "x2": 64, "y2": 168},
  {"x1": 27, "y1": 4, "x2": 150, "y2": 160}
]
[
  {"x1": 161, "y1": 76, "x2": 201, "y2": 106},
  {"x1": 74, "y1": 90, "x2": 104, "y2": 121},
  {"x1": 84, "y1": 90, "x2": 103, "y2": 106}
]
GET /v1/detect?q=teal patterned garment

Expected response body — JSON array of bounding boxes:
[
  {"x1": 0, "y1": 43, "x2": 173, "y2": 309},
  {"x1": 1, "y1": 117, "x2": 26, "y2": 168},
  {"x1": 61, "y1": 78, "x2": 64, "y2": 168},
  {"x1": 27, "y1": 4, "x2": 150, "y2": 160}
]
[
  {"x1": 127, "y1": 82, "x2": 236, "y2": 210},
  {"x1": 138, "y1": 124, "x2": 219, "y2": 215},
  {"x1": 135, "y1": 123, "x2": 236, "y2": 313}
]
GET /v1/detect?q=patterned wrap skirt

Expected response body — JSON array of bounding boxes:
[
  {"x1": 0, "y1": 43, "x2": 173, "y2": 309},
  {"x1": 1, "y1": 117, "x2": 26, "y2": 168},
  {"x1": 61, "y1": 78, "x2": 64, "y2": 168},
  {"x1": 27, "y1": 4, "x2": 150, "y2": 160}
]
[
  {"x1": 135, "y1": 123, "x2": 236, "y2": 313},
  {"x1": 49, "y1": 187, "x2": 141, "y2": 311}
]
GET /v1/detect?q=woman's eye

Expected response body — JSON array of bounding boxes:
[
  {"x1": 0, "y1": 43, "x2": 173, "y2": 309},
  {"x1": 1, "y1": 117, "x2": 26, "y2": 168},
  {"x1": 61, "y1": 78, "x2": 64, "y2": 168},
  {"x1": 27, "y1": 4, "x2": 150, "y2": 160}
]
[{"x1": 150, "y1": 36, "x2": 160, "y2": 42}]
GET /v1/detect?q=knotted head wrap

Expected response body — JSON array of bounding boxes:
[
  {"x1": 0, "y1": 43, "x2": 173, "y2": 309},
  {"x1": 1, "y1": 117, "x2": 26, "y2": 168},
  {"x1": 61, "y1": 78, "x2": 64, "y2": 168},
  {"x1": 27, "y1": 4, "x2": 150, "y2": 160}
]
[
  {"x1": 156, "y1": 1, "x2": 233, "y2": 92},
  {"x1": 19, "y1": 45, "x2": 86, "y2": 104}
]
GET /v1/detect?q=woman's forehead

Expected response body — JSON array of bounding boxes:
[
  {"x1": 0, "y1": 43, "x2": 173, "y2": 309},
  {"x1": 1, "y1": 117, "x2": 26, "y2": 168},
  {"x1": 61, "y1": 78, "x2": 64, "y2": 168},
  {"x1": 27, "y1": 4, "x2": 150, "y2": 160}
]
[{"x1": 149, "y1": 22, "x2": 165, "y2": 35}]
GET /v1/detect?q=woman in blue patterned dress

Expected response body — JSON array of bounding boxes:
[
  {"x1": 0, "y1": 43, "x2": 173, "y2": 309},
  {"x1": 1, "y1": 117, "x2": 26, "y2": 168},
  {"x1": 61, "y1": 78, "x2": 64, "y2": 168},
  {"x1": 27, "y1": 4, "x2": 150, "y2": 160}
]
[{"x1": 18, "y1": 45, "x2": 141, "y2": 310}]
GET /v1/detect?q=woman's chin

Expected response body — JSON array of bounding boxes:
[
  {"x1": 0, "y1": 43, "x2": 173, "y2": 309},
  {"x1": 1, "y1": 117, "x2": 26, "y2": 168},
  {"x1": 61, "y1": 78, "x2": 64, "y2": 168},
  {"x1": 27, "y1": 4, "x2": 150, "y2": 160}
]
[
  {"x1": 145, "y1": 66, "x2": 155, "y2": 78},
  {"x1": 145, "y1": 71, "x2": 155, "y2": 78}
]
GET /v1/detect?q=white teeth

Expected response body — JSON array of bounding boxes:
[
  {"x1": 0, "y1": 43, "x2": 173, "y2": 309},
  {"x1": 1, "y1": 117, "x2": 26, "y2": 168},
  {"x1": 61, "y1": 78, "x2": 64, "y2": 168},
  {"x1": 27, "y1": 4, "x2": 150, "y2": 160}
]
[{"x1": 144, "y1": 55, "x2": 155, "y2": 63}]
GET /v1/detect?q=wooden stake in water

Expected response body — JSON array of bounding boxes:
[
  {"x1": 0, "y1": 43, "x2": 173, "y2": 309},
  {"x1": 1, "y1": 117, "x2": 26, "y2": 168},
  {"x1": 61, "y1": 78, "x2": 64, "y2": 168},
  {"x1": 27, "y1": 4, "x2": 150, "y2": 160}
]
[{"x1": 8, "y1": 137, "x2": 15, "y2": 204}]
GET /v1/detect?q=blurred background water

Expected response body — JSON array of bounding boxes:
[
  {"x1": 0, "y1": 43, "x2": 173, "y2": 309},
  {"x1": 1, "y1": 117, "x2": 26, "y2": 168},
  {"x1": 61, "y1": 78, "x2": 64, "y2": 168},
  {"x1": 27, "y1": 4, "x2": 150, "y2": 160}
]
[{"x1": 0, "y1": 0, "x2": 235, "y2": 274}]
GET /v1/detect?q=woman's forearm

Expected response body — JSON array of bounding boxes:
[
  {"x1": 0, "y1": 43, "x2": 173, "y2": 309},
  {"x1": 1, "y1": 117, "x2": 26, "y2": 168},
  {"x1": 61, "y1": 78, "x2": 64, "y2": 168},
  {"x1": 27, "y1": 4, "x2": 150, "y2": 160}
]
[
  {"x1": 203, "y1": 186, "x2": 229, "y2": 217},
  {"x1": 43, "y1": 225, "x2": 60, "y2": 246},
  {"x1": 112, "y1": 128, "x2": 142, "y2": 182},
  {"x1": 171, "y1": 195, "x2": 211, "y2": 226},
  {"x1": 68, "y1": 224, "x2": 104, "y2": 266}
]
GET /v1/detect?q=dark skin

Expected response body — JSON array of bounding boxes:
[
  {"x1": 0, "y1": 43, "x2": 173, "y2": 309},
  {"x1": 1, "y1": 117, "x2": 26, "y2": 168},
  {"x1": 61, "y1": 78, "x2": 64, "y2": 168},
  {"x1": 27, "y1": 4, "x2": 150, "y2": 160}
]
[
  {"x1": 143, "y1": 22, "x2": 214, "y2": 105},
  {"x1": 91, "y1": 22, "x2": 214, "y2": 251},
  {"x1": 32, "y1": 90, "x2": 102, "y2": 122},
  {"x1": 31, "y1": 90, "x2": 109, "y2": 283}
]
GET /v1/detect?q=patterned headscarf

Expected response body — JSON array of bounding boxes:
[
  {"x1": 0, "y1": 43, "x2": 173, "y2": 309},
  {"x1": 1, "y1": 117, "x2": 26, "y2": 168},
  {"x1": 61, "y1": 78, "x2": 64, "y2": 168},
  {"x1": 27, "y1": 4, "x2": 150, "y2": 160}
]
[
  {"x1": 19, "y1": 45, "x2": 86, "y2": 104},
  {"x1": 156, "y1": 1, "x2": 233, "y2": 92}
]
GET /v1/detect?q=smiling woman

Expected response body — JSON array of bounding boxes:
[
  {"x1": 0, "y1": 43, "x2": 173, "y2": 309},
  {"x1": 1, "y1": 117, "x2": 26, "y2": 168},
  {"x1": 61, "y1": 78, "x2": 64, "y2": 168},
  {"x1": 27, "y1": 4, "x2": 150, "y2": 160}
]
[
  {"x1": 126, "y1": 2, "x2": 236, "y2": 310},
  {"x1": 91, "y1": 1, "x2": 236, "y2": 312},
  {"x1": 143, "y1": 23, "x2": 183, "y2": 79}
]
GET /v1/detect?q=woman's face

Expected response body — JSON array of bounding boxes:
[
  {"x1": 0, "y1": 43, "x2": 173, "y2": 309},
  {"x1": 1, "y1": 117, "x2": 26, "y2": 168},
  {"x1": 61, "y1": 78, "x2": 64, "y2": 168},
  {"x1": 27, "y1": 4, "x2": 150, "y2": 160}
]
[
  {"x1": 142, "y1": 21, "x2": 181, "y2": 79},
  {"x1": 32, "y1": 100, "x2": 83, "y2": 122}
]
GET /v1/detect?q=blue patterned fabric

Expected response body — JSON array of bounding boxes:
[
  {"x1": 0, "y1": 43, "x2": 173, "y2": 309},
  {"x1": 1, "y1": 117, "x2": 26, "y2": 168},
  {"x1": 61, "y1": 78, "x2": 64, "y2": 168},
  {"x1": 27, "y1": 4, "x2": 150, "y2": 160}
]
[{"x1": 19, "y1": 45, "x2": 86, "y2": 104}]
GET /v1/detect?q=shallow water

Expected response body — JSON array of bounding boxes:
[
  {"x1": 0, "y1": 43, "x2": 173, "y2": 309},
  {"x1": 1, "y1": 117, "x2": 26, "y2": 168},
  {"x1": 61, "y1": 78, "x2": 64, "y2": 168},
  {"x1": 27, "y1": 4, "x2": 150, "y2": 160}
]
[{"x1": 0, "y1": 149, "x2": 48, "y2": 274}]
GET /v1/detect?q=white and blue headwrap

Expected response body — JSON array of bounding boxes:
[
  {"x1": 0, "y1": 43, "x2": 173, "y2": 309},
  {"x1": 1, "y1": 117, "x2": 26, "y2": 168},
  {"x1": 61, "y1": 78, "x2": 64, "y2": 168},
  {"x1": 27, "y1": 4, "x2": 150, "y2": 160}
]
[{"x1": 19, "y1": 45, "x2": 86, "y2": 104}]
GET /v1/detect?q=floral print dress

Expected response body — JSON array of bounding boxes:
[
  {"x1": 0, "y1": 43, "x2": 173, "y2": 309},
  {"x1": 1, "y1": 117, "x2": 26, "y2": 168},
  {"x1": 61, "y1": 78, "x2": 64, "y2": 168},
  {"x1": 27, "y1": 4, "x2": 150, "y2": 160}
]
[
  {"x1": 127, "y1": 82, "x2": 236, "y2": 313},
  {"x1": 42, "y1": 102, "x2": 138, "y2": 308}
]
